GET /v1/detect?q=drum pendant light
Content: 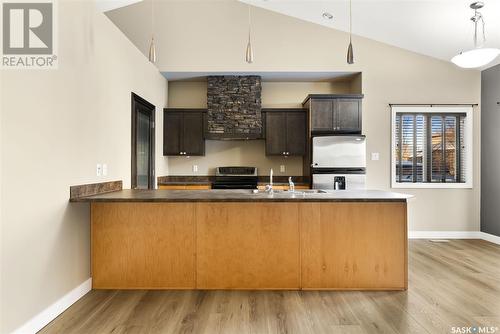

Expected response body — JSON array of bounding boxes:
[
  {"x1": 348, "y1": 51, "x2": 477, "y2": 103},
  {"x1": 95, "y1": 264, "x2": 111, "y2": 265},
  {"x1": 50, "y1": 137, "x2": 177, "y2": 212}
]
[{"x1": 451, "y1": 2, "x2": 500, "y2": 68}]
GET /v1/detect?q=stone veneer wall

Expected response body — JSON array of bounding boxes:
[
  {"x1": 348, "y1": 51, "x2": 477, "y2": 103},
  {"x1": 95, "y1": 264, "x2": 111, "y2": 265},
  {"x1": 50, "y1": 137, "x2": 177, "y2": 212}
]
[{"x1": 206, "y1": 76, "x2": 262, "y2": 138}]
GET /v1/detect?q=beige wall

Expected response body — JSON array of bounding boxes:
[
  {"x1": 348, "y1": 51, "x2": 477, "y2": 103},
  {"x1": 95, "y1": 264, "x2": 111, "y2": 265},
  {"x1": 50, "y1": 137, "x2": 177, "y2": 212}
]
[
  {"x1": 168, "y1": 140, "x2": 302, "y2": 176},
  {"x1": 0, "y1": 54, "x2": 4, "y2": 332},
  {"x1": 168, "y1": 80, "x2": 354, "y2": 109},
  {"x1": 0, "y1": 1, "x2": 167, "y2": 332},
  {"x1": 109, "y1": 0, "x2": 481, "y2": 233},
  {"x1": 167, "y1": 80, "x2": 353, "y2": 175}
]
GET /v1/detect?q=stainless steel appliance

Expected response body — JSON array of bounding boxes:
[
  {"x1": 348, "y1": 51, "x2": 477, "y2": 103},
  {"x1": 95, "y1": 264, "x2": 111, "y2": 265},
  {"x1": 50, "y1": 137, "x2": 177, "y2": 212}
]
[
  {"x1": 312, "y1": 136, "x2": 366, "y2": 190},
  {"x1": 212, "y1": 167, "x2": 258, "y2": 189}
]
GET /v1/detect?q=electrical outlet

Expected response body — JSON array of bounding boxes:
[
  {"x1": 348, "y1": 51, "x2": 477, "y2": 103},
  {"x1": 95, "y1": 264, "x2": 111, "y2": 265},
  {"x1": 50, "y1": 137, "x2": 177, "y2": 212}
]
[
  {"x1": 371, "y1": 153, "x2": 380, "y2": 161},
  {"x1": 280, "y1": 165, "x2": 286, "y2": 173},
  {"x1": 96, "y1": 164, "x2": 102, "y2": 176},
  {"x1": 193, "y1": 165, "x2": 198, "y2": 173},
  {"x1": 102, "y1": 164, "x2": 108, "y2": 176}
]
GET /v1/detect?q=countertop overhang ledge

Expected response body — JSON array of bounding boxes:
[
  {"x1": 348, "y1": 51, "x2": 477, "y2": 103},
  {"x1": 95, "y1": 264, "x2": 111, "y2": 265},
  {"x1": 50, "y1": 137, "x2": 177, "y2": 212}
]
[{"x1": 70, "y1": 189, "x2": 412, "y2": 203}]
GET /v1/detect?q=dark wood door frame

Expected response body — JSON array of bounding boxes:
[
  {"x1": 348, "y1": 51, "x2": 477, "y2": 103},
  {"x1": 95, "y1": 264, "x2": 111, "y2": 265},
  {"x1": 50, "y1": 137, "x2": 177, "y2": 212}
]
[{"x1": 131, "y1": 92, "x2": 155, "y2": 189}]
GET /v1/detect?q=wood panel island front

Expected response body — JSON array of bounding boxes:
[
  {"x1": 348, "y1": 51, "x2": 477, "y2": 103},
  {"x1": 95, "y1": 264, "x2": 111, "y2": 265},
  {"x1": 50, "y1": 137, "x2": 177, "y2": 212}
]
[{"x1": 72, "y1": 189, "x2": 411, "y2": 291}]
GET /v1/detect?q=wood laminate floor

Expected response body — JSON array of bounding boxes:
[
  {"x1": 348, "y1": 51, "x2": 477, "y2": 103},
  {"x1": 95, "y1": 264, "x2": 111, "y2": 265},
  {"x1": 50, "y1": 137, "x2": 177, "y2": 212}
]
[{"x1": 39, "y1": 240, "x2": 500, "y2": 334}]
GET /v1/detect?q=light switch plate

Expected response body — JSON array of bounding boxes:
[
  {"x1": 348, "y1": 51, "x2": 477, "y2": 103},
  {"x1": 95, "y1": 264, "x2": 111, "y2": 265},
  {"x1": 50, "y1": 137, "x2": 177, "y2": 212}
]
[
  {"x1": 193, "y1": 165, "x2": 198, "y2": 172},
  {"x1": 102, "y1": 164, "x2": 108, "y2": 176},
  {"x1": 371, "y1": 153, "x2": 380, "y2": 161},
  {"x1": 280, "y1": 165, "x2": 286, "y2": 173},
  {"x1": 96, "y1": 164, "x2": 102, "y2": 176}
]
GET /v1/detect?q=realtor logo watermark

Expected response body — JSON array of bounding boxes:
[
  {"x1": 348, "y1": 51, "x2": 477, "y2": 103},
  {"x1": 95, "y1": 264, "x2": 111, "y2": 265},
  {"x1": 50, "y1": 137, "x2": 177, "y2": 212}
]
[
  {"x1": 451, "y1": 326, "x2": 499, "y2": 334},
  {"x1": 1, "y1": 0, "x2": 57, "y2": 69}
]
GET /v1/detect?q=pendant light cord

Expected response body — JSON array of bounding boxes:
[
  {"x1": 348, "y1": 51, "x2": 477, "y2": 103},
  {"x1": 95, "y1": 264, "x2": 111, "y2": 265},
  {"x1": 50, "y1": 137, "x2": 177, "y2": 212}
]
[
  {"x1": 472, "y1": 8, "x2": 486, "y2": 48},
  {"x1": 248, "y1": 5, "x2": 252, "y2": 43},
  {"x1": 349, "y1": 0, "x2": 352, "y2": 42},
  {"x1": 151, "y1": 0, "x2": 154, "y2": 40}
]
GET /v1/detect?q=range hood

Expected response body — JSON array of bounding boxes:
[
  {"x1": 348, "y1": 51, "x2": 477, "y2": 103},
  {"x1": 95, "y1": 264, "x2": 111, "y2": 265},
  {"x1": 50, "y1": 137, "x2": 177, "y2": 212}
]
[{"x1": 206, "y1": 76, "x2": 262, "y2": 140}]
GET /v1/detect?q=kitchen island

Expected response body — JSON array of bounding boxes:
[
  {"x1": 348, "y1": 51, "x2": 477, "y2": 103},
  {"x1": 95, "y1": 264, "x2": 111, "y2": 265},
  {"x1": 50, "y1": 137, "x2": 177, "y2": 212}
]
[{"x1": 74, "y1": 189, "x2": 411, "y2": 291}]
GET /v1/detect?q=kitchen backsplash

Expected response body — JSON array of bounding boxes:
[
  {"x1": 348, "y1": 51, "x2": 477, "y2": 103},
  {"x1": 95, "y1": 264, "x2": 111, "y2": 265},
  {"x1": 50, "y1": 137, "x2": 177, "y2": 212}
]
[{"x1": 167, "y1": 140, "x2": 302, "y2": 176}]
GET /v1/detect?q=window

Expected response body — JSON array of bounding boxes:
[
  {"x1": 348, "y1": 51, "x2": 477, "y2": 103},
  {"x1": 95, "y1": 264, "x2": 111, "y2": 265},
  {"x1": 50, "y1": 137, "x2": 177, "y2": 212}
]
[{"x1": 391, "y1": 106, "x2": 473, "y2": 188}]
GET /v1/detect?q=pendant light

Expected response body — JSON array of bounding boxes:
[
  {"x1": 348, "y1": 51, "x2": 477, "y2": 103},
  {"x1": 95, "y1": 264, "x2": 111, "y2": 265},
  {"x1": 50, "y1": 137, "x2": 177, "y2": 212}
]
[
  {"x1": 451, "y1": 2, "x2": 500, "y2": 69},
  {"x1": 346, "y1": 0, "x2": 354, "y2": 64},
  {"x1": 245, "y1": 5, "x2": 254, "y2": 64},
  {"x1": 148, "y1": 0, "x2": 157, "y2": 63}
]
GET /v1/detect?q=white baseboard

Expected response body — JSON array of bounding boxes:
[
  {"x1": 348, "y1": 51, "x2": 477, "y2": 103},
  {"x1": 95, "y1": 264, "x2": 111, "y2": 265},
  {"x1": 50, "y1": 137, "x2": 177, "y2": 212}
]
[
  {"x1": 479, "y1": 232, "x2": 500, "y2": 245},
  {"x1": 11, "y1": 278, "x2": 92, "y2": 334},
  {"x1": 408, "y1": 231, "x2": 482, "y2": 239},
  {"x1": 409, "y1": 231, "x2": 500, "y2": 245}
]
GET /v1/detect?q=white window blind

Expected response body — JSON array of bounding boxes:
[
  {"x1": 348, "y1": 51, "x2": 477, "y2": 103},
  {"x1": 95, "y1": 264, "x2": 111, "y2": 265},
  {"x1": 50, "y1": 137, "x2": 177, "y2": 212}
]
[{"x1": 391, "y1": 106, "x2": 473, "y2": 189}]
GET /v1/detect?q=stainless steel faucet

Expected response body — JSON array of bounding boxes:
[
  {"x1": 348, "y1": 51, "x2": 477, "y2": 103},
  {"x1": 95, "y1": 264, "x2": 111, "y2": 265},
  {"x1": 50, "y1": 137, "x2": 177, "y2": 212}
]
[
  {"x1": 288, "y1": 177, "x2": 295, "y2": 193},
  {"x1": 265, "y1": 168, "x2": 274, "y2": 194}
]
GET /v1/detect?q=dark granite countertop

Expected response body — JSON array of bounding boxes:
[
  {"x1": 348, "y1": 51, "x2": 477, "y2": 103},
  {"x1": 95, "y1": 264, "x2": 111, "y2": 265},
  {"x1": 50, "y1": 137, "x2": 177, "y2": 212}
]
[
  {"x1": 159, "y1": 181, "x2": 213, "y2": 186},
  {"x1": 157, "y1": 175, "x2": 310, "y2": 187},
  {"x1": 157, "y1": 176, "x2": 213, "y2": 186},
  {"x1": 70, "y1": 189, "x2": 412, "y2": 203}
]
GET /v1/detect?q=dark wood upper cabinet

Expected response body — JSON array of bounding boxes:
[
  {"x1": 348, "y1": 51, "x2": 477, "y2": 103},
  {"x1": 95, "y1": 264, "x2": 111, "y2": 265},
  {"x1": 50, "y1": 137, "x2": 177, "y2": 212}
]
[
  {"x1": 286, "y1": 111, "x2": 307, "y2": 155},
  {"x1": 264, "y1": 109, "x2": 306, "y2": 156},
  {"x1": 310, "y1": 99, "x2": 334, "y2": 132},
  {"x1": 163, "y1": 111, "x2": 182, "y2": 156},
  {"x1": 335, "y1": 99, "x2": 362, "y2": 134},
  {"x1": 163, "y1": 109, "x2": 205, "y2": 156},
  {"x1": 303, "y1": 94, "x2": 363, "y2": 134},
  {"x1": 182, "y1": 112, "x2": 205, "y2": 155},
  {"x1": 265, "y1": 111, "x2": 287, "y2": 155}
]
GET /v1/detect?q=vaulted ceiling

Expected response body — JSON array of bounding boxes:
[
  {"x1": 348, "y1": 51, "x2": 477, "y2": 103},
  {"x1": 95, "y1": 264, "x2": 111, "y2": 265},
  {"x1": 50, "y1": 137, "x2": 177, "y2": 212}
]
[
  {"x1": 104, "y1": 0, "x2": 500, "y2": 70},
  {"x1": 96, "y1": 0, "x2": 143, "y2": 12},
  {"x1": 239, "y1": 0, "x2": 500, "y2": 69}
]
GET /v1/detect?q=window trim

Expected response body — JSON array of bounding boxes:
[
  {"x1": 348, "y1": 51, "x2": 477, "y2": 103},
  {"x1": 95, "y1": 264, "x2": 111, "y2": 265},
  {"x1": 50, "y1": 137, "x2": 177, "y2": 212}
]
[{"x1": 391, "y1": 106, "x2": 473, "y2": 189}]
